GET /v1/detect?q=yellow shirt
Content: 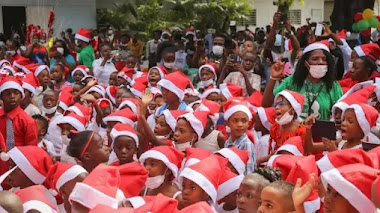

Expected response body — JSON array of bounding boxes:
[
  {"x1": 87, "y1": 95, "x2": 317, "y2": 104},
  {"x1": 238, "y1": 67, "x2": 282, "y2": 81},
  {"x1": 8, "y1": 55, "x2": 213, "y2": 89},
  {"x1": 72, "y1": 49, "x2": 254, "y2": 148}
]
[{"x1": 128, "y1": 41, "x2": 143, "y2": 56}]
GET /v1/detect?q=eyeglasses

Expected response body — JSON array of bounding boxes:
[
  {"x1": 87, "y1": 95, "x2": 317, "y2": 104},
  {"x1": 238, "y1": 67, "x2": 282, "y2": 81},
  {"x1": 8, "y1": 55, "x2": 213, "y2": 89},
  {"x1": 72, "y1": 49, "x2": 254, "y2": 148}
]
[{"x1": 273, "y1": 100, "x2": 289, "y2": 107}]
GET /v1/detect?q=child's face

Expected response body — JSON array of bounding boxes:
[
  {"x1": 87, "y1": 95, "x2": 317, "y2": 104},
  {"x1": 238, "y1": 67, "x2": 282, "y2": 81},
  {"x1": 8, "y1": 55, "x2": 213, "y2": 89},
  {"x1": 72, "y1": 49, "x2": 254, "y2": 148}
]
[
  {"x1": 73, "y1": 71, "x2": 84, "y2": 83},
  {"x1": 72, "y1": 84, "x2": 82, "y2": 95},
  {"x1": 155, "y1": 96, "x2": 165, "y2": 107},
  {"x1": 117, "y1": 77, "x2": 128, "y2": 86},
  {"x1": 43, "y1": 92, "x2": 58, "y2": 108},
  {"x1": 85, "y1": 133, "x2": 110, "y2": 164},
  {"x1": 173, "y1": 118, "x2": 196, "y2": 143},
  {"x1": 181, "y1": 177, "x2": 210, "y2": 207},
  {"x1": 37, "y1": 70, "x2": 51, "y2": 87},
  {"x1": 237, "y1": 181, "x2": 261, "y2": 213},
  {"x1": 351, "y1": 58, "x2": 367, "y2": 82},
  {"x1": 242, "y1": 53, "x2": 256, "y2": 71},
  {"x1": 221, "y1": 190, "x2": 238, "y2": 209},
  {"x1": 60, "y1": 123, "x2": 76, "y2": 136},
  {"x1": 113, "y1": 136, "x2": 137, "y2": 165},
  {"x1": 274, "y1": 96, "x2": 294, "y2": 120},
  {"x1": 324, "y1": 185, "x2": 356, "y2": 213},
  {"x1": 341, "y1": 109, "x2": 363, "y2": 141},
  {"x1": 35, "y1": 120, "x2": 47, "y2": 138},
  {"x1": 206, "y1": 93, "x2": 222, "y2": 105},
  {"x1": 254, "y1": 113, "x2": 266, "y2": 133},
  {"x1": 200, "y1": 68, "x2": 214, "y2": 81},
  {"x1": 115, "y1": 90, "x2": 128, "y2": 107},
  {"x1": 227, "y1": 112, "x2": 251, "y2": 138},
  {"x1": 109, "y1": 72, "x2": 118, "y2": 86},
  {"x1": 148, "y1": 69, "x2": 161, "y2": 86},
  {"x1": 7, "y1": 159, "x2": 34, "y2": 188},
  {"x1": 143, "y1": 158, "x2": 167, "y2": 177},
  {"x1": 1, "y1": 89, "x2": 22, "y2": 111},
  {"x1": 126, "y1": 57, "x2": 137, "y2": 68},
  {"x1": 51, "y1": 66, "x2": 64, "y2": 81},
  {"x1": 162, "y1": 88, "x2": 179, "y2": 104},
  {"x1": 257, "y1": 186, "x2": 291, "y2": 213},
  {"x1": 154, "y1": 115, "x2": 172, "y2": 136}
]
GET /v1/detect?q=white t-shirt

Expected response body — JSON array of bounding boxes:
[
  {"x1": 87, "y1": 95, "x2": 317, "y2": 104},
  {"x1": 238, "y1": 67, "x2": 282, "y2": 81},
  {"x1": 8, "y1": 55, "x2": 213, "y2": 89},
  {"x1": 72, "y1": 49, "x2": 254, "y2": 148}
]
[
  {"x1": 24, "y1": 104, "x2": 41, "y2": 116},
  {"x1": 93, "y1": 58, "x2": 118, "y2": 86}
]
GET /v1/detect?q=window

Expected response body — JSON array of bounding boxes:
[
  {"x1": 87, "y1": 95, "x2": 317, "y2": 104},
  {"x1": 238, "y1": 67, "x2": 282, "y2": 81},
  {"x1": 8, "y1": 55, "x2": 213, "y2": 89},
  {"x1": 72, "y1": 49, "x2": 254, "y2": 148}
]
[
  {"x1": 240, "y1": 9, "x2": 256, "y2": 26},
  {"x1": 289, "y1": 9, "x2": 301, "y2": 25}
]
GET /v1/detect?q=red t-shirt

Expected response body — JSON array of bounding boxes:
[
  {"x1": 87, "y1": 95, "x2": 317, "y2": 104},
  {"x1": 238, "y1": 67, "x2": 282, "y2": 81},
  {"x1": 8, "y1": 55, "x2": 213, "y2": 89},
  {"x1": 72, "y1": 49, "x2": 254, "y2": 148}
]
[{"x1": 269, "y1": 123, "x2": 306, "y2": 153}]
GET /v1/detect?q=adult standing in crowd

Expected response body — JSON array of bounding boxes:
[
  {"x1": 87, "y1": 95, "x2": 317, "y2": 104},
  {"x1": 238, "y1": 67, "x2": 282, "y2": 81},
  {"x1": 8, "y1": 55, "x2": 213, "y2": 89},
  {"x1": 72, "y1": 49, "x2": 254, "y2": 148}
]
[{"x1": 75, "y1": 28, "x2": 95, "y2": 75}]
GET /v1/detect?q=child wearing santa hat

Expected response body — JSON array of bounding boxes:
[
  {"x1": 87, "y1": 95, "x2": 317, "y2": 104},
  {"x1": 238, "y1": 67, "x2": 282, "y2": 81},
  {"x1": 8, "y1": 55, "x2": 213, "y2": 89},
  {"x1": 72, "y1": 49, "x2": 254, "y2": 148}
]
[
  {"x1": 148, "y1": 66, "x2": 168, "y2": 87},
  {"x1": 197, "y1": 63, "x2": 217, "y2": 90},
  {"x1": 41, "y1": 90, "x2": 62, "y2": 122},
  {"x1": 32, "y1": 65, "x2": 52, "y2": 109},
  {"x1": 51, "y1": 64, "x2": 71, "y2": 92},
  {"x1": 254, "y1": 107, "x2": 276, "y2": 166},
  {"x1": 16, "y1": 185, "x2": 58, "y2": 213},
  {"x1": 216, "y1": 167, "x2": 244, "y2": 213},
  {"x1": 33, "y1": 115, "x2": 56, "y2": 156},
  {"x1": 109, "y1": 71, "x2": 118, "y2": 86},
  {"x1": 21, "y1": 73, "x2": 41, "y2": 117},
  {"x1": 72, "y1": 65, "x2": 89, "y2": 83},
  {"x1": 257, "y1": 181, "x2": 296, "y2": 213},
  {"x1": 110, "y1": 123, "x2": 139, "y2": 166}
]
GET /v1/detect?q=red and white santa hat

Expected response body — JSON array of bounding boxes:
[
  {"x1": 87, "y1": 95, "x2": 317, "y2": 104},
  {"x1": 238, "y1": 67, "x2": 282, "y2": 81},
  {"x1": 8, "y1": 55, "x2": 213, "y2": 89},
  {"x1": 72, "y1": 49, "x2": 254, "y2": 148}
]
[
  {"x1": 118, "y1": 67, "x2": 134, "y2": 82},
  {"x1": 75, "y1": 28, "x2": 91, "y2": 43},
  {"x1": 183, "y1": 147, "x2": 212, "y2": 168},
  {"x1": 103, "y1": 108, "x2": 137, "y2": 127},
  {"x1": 0, "y1": 59, "x2": 10, "y2": 69},
  {"x1": 178, "y1": 111, "x2": 211, "y2": 139},
  {"x1": 178, "y1": 201, "x2": 214, "y2": 213},
  {"x1": 0, "y1": 76, "x2": 25, "y2": 98},
  {"x1": 22, "y1": 63, "x2": 39, "y2": 74},
  {"x1": 151, "y1": 87, "x2": 162, "y2": 98},
  {"x1": 124, "y1": 196, "x2": 155, "y2": 209},
  {"x1": 1, "y1": 65, "x2": 16, "y2": 75},
  {"x1": 6, "y1": 146, "x2": 53, "y2": 184},
  {"x1": 178, "y1": 155, "x2": 228, "y2": 204},
  {"x1": 303, "y1": 40, "x2": 330, "y2": 54},
  {"x1": 201, "y1": 85, "x2": 221, "y2": 99},
  {"x1": 223, "y1": 98, "x2": 253, "y2": 121},
  {"x1": 81, "y1": 75, "x2": 95, "y2": 82},
  {"x1": 276, "y1": 136, "x2": 304, "y2": 156},
  {"x1": 59, "y1": 91, "x2": 74, "y2": 111},
  {"x1": 219, "y1": 83, "x2": 243, "y2": 99},
  {"x1": 185, "y1": 27, "x2": 196, "y2": 38},
  {"x1": 316, "y1": 148, "x2": 375, "y2": 173},
  {"x1": 158, "y1": 71, "x2": 193, "y2": 101},
  {"x1": 321, "y1": 164, "x2": 380, "y2": 213},
  {"x1": 215, "y1": 147, "x2": 249, "y2": 175},
  {"x1": 343, "y1": 103, "x2": 379, "y2": 135},
  {"x1": 34, "y1": 65, "x2": 50, "y2": 77},
  {"x1": 275, "y1": 90, "x2": 305, "y2": 118},
  {"x1": 47, "y1": 162, "x2": 88, "y2": 193},
  {"x1": 162, "y1": 110, "x2": 187, "y2": 131},
  {"x1": 148, "y1": 66, "x2": 168, "y2": 80},
  {"x1": 198, "y1": 63, "x2": 217, "y2": 81},
  {"x1": 96, "y1": 98, "x2": 112, "y2": 112},
  {"x1": 13, "y1": 56, "x2": 31, "y2": 69},
  {"x1": 162, "y1": 29, "x2": 171, "y2": 37},
  {"x1": 217, "y1": 167, "x2": 244, "y2": 202},
  {"x1": 130, "y1": 76, "x2": 148, "y2": 98},
  {"x1": 86, "y1": 85, "x2": 106, "y2": 98},
  {"x1": 57, "y1": 112, "x2": 88, "y2": 131},
  {"x1": 267, "y1": 154, "x2": 303, "y2": 175},
  {"x1": 89, "y1": 205, "x2": 134, "y2": 213},
  {"x1": 118, "y1": 162, "x2": 149, "y2": 198},
  {"x1": 110, "y1": 123, "x2": 139, "y2": 146},
  {"x1": 286, "y1": 155, "x2": 320, "y2": 213},
  {"x1": 22, "y1": 73, "x2": 40, "y2": 95},
  {"x1": 247, "y1": 90, "x2": 263, "y2": 111},
  {"x1": 118, "y1": 98, "x2": 139, "y2": 113},
  {"x1": 16, "y1": 185, "x2": 58, "y2": 213},
  {"x1": 106, "y1": 86, "x2": 118, "y2": 105},
  {"x1": 196, "y1": 98, "x2": 220, "y2": 124},
  {"x1": 72, "y1": 65, "x2": 89, "y2": 78},
  {"x1": 69, "y1": 164, "x2": 121, "y2": 210},
  {"x1": 257, "y1": 107, "x2": 276, "y2": 131},
  {"x1": 65, "y1": 103, "x2": 92, "y2": 118},
  {"x1": 133, "y1": 193, "x2": 179, "y2": 213},
  {"x1": 139, "y1": 146, "x2": 185, "y2": 178},
  {"x1": 354, "y1": 43, "x2": 380, "y2": 61}
]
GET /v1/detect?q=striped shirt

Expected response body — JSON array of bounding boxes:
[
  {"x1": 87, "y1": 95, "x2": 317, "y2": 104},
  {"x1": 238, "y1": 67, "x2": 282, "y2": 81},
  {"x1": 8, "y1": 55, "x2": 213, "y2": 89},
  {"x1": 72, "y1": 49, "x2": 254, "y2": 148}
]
[{"x1": 225, "y1": 133, "x2": 256, "y2": 174}]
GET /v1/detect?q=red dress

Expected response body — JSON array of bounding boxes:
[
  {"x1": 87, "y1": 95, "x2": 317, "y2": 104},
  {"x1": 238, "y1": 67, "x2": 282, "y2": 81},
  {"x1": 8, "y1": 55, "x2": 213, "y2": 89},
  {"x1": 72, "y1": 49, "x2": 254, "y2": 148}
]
[{"x1": 269, "y1": 123, "x2": 306, "y2": 153}]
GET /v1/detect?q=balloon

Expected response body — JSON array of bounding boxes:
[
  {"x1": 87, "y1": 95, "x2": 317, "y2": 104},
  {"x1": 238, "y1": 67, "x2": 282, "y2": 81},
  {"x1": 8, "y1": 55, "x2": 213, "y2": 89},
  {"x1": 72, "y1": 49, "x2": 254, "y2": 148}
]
[
  {"x1": 358, "y1": 19, "x2": 370, "y2": 31},
  {"x1": 352, "y1": 23, "x2": 358, "y2": 32},
  {"x1": 354, "y1": 13, "x2": 363, "y2": 22},
  {"x1": 369, "y1": 17, "x2": 379, "y2": 28},
  {"x1": 363, "y1": 8, "x2": 374, "y2": 21}
]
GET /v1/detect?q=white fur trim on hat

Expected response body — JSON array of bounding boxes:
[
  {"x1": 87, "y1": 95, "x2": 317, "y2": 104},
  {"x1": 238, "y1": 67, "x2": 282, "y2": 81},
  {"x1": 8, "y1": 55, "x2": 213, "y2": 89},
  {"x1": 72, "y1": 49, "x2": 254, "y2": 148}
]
[
  {"x1": 69, "y1": 182, "x2": 119, "y2": 210},
  {"x1": 267, "y1": 154, "x2": 280, "y2": 168},
  {"x1": 199, "y1": 65, "x2": 216, "y2": 81},
  {"x1": 304, "y1": 197, "x2": 321, "y2": 213},
  {"x1": 303, "y1": 43, "x2": 330, "y2": 54},
  {"x1": 67, "y1": 106, "x2": 84, "y2": 117},
  {"x1": 179, "y1": 167, "x2": 218, "y2": 204},
  {"x1": 219, "y1": 84, "x2": 232, "y2": 99},
  {"x1": 345, "y1": 104, "x2": 370, "y2": 135},
  {"x1": 184, "y1": 158, "x2": 201, "y2": 168},
  {"x1": 22, "y1": 82, "x2": 36, "y2": 95},
  {"x1": 58, "y1": 116, "x2": 85, "y2": 131},
  {"x1": 118, "y1": 101, "x2": 137, "y2": 113},
  {"x1": 86, "y1": 86, "x2": 105, "y2": 98},
  {"x1": 9, "y1": 148, "x2": 46, "y2": 184},
  {"x1": 201, "y1": 88, "x2": 220, "y2": 99},
  {"x1": 217, "y1": 174, "x2": 244, "y2": 201},
  {"x1": 276, "y1": 91, "x2": 302, "y2": 118},
  {"x1": 257, "y1": 107, "x2": 271, "y2": 130},
  {"x1": 56, "y1": 165, "x2": 88, "y2": 191},
  {"x1": 158, "y1": 79, "x2": 185, "y2": 101},
  {"x1": 59, "y1": 101, "x2": 68, "y2": 111},
  {"x1": 103, "y1": 116, "x2": 135, "y2": 127},
  {"x1": 75, "y1": 34, "x2": 90, "y2": 43},
  {"x1": 0, "y1": 81, "x2": 25, "y2": 98},
  {"x1": 126, "y1": 196, "x2": 146, "y2": 208},
  {"x1": 180, "y1": 113, "x2": 204, "y2": 138},
  {"x1": 321, "y1": 168, "x2": 376, "y2": 213},
  {"x1": 162, "y1": 110, "x2": 177, "y2": 131},
  {"x1": 35, "y1": 65, "x2": 49, "y2": 77},
  {"x1": 331, "y1": 102, "x2": 349, "y2": 118},
  {"x1": 216, "y1": 148, "x2": 245, "y2": 175},
  {"x1": 21, "y1": 66, "x2": 31, "y2": 74},
  {"x1": 110, "y1": 129, "x2": 139, "y2": 147},
  {"x1": 275, "y1": 144, "x2": 303, "y2": 156},
  {"x1": 316, "y1": 154, "x2": 334, "y2": 173},
  {"x1": 71, "y1": 68, "x2": 88, "y2": 78},
  {"x1": 130, "y1": 88, "x2": 142, "y2": 98},
  {"x1": 23, "y1": 200, "x2": 57, "y2": 213},
  {"x1": 224, "y1": 105, "x2": 252, "y2": 121},
  {"x1": 140, "y1": 150, "x2": 179, "y2": 178},
  {"x1": 354, "y1": 46, "x2": 365, "y2": 57}
]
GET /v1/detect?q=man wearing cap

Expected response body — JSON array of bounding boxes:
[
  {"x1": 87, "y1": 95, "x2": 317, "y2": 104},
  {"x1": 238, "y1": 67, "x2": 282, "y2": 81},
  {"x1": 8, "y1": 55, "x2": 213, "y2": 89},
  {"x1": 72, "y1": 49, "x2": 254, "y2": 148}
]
[{"x1": 75, "y1": 28, "x2": 95, "y2": 74}]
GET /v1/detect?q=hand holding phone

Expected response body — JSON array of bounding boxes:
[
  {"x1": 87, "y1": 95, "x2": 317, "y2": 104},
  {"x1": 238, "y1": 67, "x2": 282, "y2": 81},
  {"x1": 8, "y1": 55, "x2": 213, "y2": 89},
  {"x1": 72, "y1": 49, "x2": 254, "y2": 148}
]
[
  {"x1": 315, "y1": 23, "x2": 324, "y2": 36},
  {"x1": 311, "y1": 120, "x2": 336, "y2": 140}
]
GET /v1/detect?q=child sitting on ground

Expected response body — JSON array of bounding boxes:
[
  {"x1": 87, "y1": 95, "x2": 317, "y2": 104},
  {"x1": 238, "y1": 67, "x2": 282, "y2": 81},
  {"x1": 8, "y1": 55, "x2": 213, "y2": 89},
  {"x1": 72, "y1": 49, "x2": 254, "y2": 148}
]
[
  {"x1": 110, "y1": 123, "x2": 139, "y2": 166},
  {"x1": 41, "y1": 90, "x2": 61, "y2": 122},
  {"x1": 33, "y1": 114, "x2": 56, "y2": 156},
  {"x1": 258, "y1": 181, "x2": 295, "y2": 213}
]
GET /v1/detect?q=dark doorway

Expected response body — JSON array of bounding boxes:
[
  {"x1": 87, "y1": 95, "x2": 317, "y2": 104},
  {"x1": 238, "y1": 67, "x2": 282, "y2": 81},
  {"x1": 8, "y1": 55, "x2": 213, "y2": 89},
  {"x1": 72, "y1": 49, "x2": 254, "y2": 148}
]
[{"x1": 2, "y1": 6, "x2": 26, "y2": 43}]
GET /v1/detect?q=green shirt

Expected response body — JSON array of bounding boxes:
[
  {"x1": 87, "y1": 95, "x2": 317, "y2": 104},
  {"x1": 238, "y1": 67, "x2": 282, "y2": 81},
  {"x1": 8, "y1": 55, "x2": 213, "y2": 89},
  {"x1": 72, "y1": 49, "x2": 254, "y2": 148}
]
[
  {"x1": 273, "y1": 75, "x2": 343, "y2": 121},
  {"x1": 78, "y1": 45, "x2": 95, "y2": 68}
]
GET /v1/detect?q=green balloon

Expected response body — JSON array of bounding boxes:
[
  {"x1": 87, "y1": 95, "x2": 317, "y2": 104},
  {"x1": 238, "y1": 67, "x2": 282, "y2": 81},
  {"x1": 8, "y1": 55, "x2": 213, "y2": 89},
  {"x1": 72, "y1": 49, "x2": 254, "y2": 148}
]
[
  {"x1": 369, "y1": 17, "x2": 379, "y2": 28},
  {"x1": 352, "y1": 23, "x2": 358, "y2": 32},
  {"x1": 358, "y1": 19, "x2": 370, "y2": 31}
]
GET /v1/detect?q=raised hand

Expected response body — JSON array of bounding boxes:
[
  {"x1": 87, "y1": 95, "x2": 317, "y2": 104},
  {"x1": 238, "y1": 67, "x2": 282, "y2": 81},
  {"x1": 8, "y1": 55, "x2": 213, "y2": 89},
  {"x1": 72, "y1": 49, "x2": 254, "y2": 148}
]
[
  {"x1": 293, "y1": 173, "x2": 316, "y2": 209},
  {"x1": 271, "y1": 60, "x2": 285, "y2": 79},
  {"x1": 141, "y1": 90, "x2": 153, "y2": 107}
]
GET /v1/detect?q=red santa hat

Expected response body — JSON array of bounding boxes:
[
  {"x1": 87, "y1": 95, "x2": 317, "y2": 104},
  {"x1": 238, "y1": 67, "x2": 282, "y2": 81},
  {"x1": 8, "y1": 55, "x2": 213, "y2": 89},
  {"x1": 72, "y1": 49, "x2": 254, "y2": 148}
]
[
  {"x1": 22, "y1": 73, "x2": 40, "y2": 95},
  {"x1": 162, "y1": 29, "x2": 171, "y2": 36},
  {"x1": 6, "y1": 146, "x2": 53, "y2": 184},
  {"x1": 134, "y1": 193, "x2": 178, "y2": 213},
  {"x1": 96, "y1": 98, "x2": 112, "y2": 110},
  {"x1": 118, "y1": 162, "x2": 149, "y2": 198},
  {"x1": 81, "y1": 75, "x2": 95, "y2": 82},
  {"x1": 148, "y1": 66, "x2": 168, "y2": 80},
  {"x1": 198, "y1": 63, "x2": 217, "y2": 81},
  {"x1": 217, "y1": 168, "x2": 244, "y2": 202},
  {"x1": 103, "y1": 108, "x2": 137, "y2": 127},
  {"x1": 59, "y1": 91, "x2": 74, "y2": 111},
  {"x1": 215, "y1": 147, "x2": 249, "y2": 175},
  {"x1": 151, "y1": 87, "x2": 162, "y2": 98},
  {"x1": 178, "y1": 111, "x2": 211, "y2": 138},
  {"x1": 0, "y1": 59, "x2": 10, "y2": 68},
  {"x1": 343, "y1": 103, "x2": 378, "y2": 135},
  {"x1": 1, "y1": 65, "x2": 17, "y2": 75},
  {"x1": 316, "y1": 148, "x2": 375, "y2": 173},
  {"x1": 89, "y1": 205, "x2": 134, "y2": 213},
  {"x1": 118, "y1": 98, "x2": 139, "y2": 113},
  {"x1": 22, "y1": 63, "x2": 39, "y2": 74},
  {"x1": 223, "y1": 98, "x2": 253, "y2": 121},
  {"x1": 267, "y1": 155, "x2": 303, "y2": 177},
  {"x1": 16, "y1": 185, "x2": 57, "y2": 213},
  {"x1": 354, "y1": 43, "x2": 380, "y2": 61},
  {"x1": 183, "y1": 147, "x2": 211, "y2": 168},
  {"x1": 47, "y1": 162, "x2": 88, "y2": 193},
  {"x1": 65, "y1": 103, "x2": 92, "y2": 118},
  {"x1": 75, "y1": 28, "x2": 91, "y2": 43},
  {"x1": 124, "y1": 196, "x2": 155, "y2": 209},
  {"x1": 275, "y1": 136, "x2": 304, "y2": 156},
  {"x1": 162, "y1": 110, "x2": 187, "y2": 131},
  {"x1": 178, "y1": 202, "x2": 214, "y2": 213},
  {"x1": 13, "y1": 56, "x2": 31, "y2": 69},
  {"x1": 178, "y1": 155, "x2": 228, "y2": 204},
  {"x1": 246, "y1": 90, "x2": 263, "y2": 111},
  {"x1": 69, "y1": 164, "x2": 121, "y2": 210},
  {"x1": 321, "y1": 164, "x2": 380, "y2": 213},
  {"x1": 219, "y1": 83, "x2": 243, "y2": 99},
  {"x1": 197, "y1": 98, "x2": 220, "y2": 115},
  {"x1": 275, "y1": 90, "x2": 305, "y2": 118},
  {"x1": 0, "y1": 76, "x2": 25, "y2": 98},
  {"x1": 119, "y1": 67, "x2": 134, "y2": 82},
  {"x1": 303, "y1": 40, "x2": 330, "y2": 54},
  {"x1": 86, "y1": 85, "x2": 106, "y2": 98},
  {"x1": 34, "y1": 65, "x2": 50, "y2": 77},
  {"x1": 158, "y1": 71, "x2": 193, "y2": 101},
  {"x1": 185, "y1": 27, "x2": 196, "y2": 37},
  {"x1": 201, "y1": 85, "x2": 221, "y2": 99},
  {"x1": 257, "y1": 107, "x2": 276, "y2": 131},
  {"x1": 130, "y1": 76, "x2": 148, "y2": 98},
  {"x1": 57, "y1": 112, "x2": 88, "y2": 131},
  {"x1": 110, "y1": 123, "x2": 139, "y2": 146},
  {"x1": 72, "y1": 65, "x2": 89, "y2": 78},
  {"x1": 139, "y1": 146, "x2": 185, "y2": 178},
  {"x1": 106, "y1": 86, "x2": 118, "y2": 105}
]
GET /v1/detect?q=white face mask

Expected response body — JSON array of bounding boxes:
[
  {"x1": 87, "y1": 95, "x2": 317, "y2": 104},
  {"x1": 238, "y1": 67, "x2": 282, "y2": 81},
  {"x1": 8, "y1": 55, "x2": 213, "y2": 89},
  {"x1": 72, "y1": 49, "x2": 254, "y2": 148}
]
[
  {"x1": 275, "y1": 110, "x2": 294, "y2": 126},
  {"x1": 201, "y1": 79, "x2": 214, "y2": 88},
  {"x1": 57, "y1": 47, "x2": 64, "y2": 55},
  {"x1": 348, "y1": 61, "x2": 353, "y2": 70},
  {"x1": 175, "y1": 141, "x2": 192, "y2": 152},
  {"x1": 145, "y1": 169, "x2": 167, "y2": 189},
  {"x1": 308, "y1": 65, "x2": 328, "y2": 79},
  {"x1": 212, "y1": 45, "x2": 224, "y2": 56},
  {"x1": 41, "y1": 106, "x2": 57, "y2": 114},
  {"x1": 148, "y1": 108, "x2": 156, "y2": 115},
  {"x1": 7, "y1": 50, "x2": 16, "y2": 56},
  {"x1": 61, "y1": 135, "x2": 70, "y2": 145},
  {"x1": 156, "y1": 134, "x2": 170, "y2": 140},
  {"x1": 164, "y1": 61, "x2": 175, "y2": 69}
]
